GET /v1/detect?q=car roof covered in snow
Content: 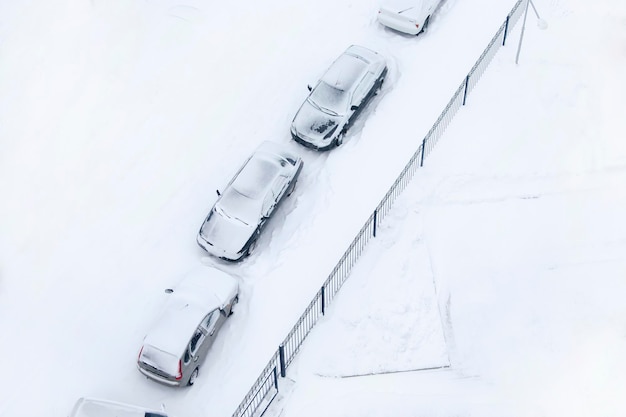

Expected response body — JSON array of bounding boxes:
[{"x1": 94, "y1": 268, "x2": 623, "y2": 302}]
[
  {"x1": 142, "y1": 266, "x2": 238, "y2": 357},
  {"x1": 229, "y1": 153, "x2": 282, "y2": 201},
  {"x1": 69, "y1": 397, "x2": 167, "y2": 417},
  {"x1": 321, "y1": 45, "x2": 384, "y2": 92}
]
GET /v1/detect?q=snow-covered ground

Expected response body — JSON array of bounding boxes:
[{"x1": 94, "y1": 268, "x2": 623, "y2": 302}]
[
  {"x1": 1, "y1": 0, "x2": 625, "y2": 416},
  {"x1": 275, "y1": 1, "x2": 626, "y2": 416}
]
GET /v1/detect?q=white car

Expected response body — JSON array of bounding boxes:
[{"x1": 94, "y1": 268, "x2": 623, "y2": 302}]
[
  {"x1": 69, "y1": 397, "x2": 169, "y2": 417},
  {"x1": 377, "y1": 0, "x2": 442, "y2": 35},
  {"x1": 197, "y1": 141, "x2": 303, "y2": 261},
  {"x1": 290, "y1": 45, "x2": 387, "y2": 150}
]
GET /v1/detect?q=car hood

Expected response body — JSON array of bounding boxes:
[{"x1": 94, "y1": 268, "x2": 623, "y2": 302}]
[
  {"x1": 293, "y1": 100, "x2": 342, "y2": 141},
  {"x1": 380, "y1": 0, "x2": 422, "y2": 15},
  {"x1": 200, "y1": 212, "x2": 256, "y2": 256}
]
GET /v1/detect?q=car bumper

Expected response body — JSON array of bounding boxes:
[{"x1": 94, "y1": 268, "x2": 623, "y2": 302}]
[
  {"x1": 196, "y1": 234, "x2": 244, "y2": 261},
  {"x1": 377, "y1": 14, "x2": 420, "y2": 35},
  {"x1": 291, "y1": 133, "x2": 336, "y2": 151},
  {"x1": 137, "y1": 365, "x2": 181, "y2": 387}
]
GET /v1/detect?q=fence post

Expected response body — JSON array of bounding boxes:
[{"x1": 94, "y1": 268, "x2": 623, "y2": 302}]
[
  {"x1": 462, "y1": 74, "x2": 469, "y2": 106},
  {"x1": 503, "y1": 15, "x2": 510, "y2": 45},
  {"x1": 321, "y1": 286, "x2": 325, "y2": 316},
  {"x1": 278, "y1": 345, "x2": 286, "y2": 377},
  {"x1": 373, "y1": 209, "x2": 377, "y2": 237},
  {"x1": 420, "y1": 137, "x2": 427, "y2": 167},
  {"x1": 273, "y1": 366, "x2": 278, "y2": 389}
]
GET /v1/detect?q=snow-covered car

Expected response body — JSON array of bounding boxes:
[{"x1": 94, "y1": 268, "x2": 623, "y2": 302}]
[
  {"x1": 290, "y1": 45, "x2": 387, "y2": 151},
  {"x1": 377, "y1": 0, "x2": 442, "y2": 35},
  {"x1": 69, "y1": 397, "x2": 169, "y2": 417},
  {"x1": 137, "y1": 267, "x2": 239, "y2": 387},
  {"x1": 197, "y1": 141, "x2": 303, "y2": 261}
]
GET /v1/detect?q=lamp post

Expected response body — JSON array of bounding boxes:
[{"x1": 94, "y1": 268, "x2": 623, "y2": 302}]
[
  {"x1": 515, "y1": 0, "x2": 548, "y2": 64},
  {"x1": 515, "y1": 0, "x2": 531, "y2": 64}
]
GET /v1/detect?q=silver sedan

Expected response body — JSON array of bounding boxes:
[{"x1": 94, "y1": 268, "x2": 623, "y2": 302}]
[
  {"x1": 197, "y1": 141, "x2": 303, "y2": 261},
  {"x1": 290, "y1": 45, "x2": 387, "y2": 151}
]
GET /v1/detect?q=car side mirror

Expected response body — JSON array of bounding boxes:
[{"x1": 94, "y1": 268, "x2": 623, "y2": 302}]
[
  {"x1": 350, "y1": 105, "x2": 359, "y2": 111},
  {"x1": 220, "y1": 309, "x2": 227, "y2": 317},
  {"x1": 307, "y1": 85, "x2": 312, "y2": 91},
  {"x1": 216, "y1": 189, "x2": 221, "y2": 197}
]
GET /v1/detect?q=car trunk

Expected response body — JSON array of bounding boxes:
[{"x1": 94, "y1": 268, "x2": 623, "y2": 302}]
[{"x1": 139, "y1": 344, "x2": 179, "y2": 378}]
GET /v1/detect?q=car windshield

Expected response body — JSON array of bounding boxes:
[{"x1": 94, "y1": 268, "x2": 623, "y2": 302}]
[
  {"x1": 215, "y1": 202, "x2": 252, "y2": 227},
  {"x1": 308, "y1": 81, "x2": 349, "y2": 116}
]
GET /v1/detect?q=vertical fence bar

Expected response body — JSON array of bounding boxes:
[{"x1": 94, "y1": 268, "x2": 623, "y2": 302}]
[
  {"x1": 503, "y1": 15, "x2": 510, "y2": 45},
  {"x1": 462, "y1": 74, "x2": 469, "y2": 105},
  {"x1": 273, "y1": 366, "x2": 278, "y2": 390},
  {"x1": 278, "y1": 344, "x2": 286, "y2": 377},
  {"x1": 420, "y1": 137, "x2": 427, "y2": 167},
  {"x1": 373, "y1": 209, "x2": 377, "y2": 237},
  {"x1": 321, "y1": 286, "x2": 325, "y2": 315}
]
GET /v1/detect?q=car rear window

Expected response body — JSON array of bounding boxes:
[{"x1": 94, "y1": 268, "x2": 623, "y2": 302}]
[
  {"x1": 140, "y1": 344, "x2": 180, "y2": 377},
  {"x1": 232, "y1": 156, "x2": 279, "y2": 198}
]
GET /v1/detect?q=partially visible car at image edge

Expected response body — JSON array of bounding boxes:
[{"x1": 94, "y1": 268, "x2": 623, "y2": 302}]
[
  {"x1": 68, "y1": 397, "x2": 169, "y2": 417},
  {"x1": 290, "y1": 44, "x2": 387, "y2": 151},
  {"x1": 137, "y1": 266, "x2": 239, "y2": 387},
  {"x1": 197, "y1": 141, "x2": 303, "y2": 261},
  {"x1": 377, "y1": 0, "x2": 443, "y2": 35}
]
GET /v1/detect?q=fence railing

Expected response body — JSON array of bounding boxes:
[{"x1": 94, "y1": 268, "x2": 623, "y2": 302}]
[
  {"x1": 231, "y1": 1, "x2": 525, "y2": 416},
  {"x1": 230, "y1": 354, "x2": 279, "y2": 417}
]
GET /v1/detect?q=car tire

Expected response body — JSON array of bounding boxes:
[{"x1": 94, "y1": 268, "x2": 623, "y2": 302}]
[
  {"x1": 375, "y1": 77, "x2": 385, "y2": 95},
  {"x1": 188, "y1": 368, "x2": 199, "y2": 386},
  {"x1": 228, "y1": 295, "x2": 239, "y2": 316},
  {"x1": 246, "y1": 237, "x2": 258, "y2": 257},
  {"x1": 335, "y1": 132, "x2": 345, "y2": 147},
  {"x1": 286, "y1": 180, "x2": 297, "y2": 197},
  {"x1": 419, "y1": 16, "x2": 431, "y2": 35}
]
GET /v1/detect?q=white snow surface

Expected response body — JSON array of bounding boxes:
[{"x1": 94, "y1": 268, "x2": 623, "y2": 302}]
[{"x1": 1, "y1": 0, "x2": 625, "y2": 417}]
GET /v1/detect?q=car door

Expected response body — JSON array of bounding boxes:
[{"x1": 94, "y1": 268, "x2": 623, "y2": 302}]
[
  {"x1": 352, "y1": 74, "x2": 369, "y2": 107},
  {"x1": 199, "y1": 309, "x2": 223, "y2": 355},
  {"x1": 349, "y1": 73, "x2": 373, "y2": 123},
  {"x1": 271, "y1": 173, "x2": 289, "y2": 206},
  {"x1": 185, "y1": 327, "x2": 207, "y2": 374},
  {"x1": 260, "y1": 191, "x2": 275, "y2": 224}
]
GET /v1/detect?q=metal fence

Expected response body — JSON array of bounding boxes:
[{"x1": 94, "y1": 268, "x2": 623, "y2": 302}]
[
  {"x1": 279, "y1": 288, "x2": 324, "y2": 371},
  {"x1": 230, "y1": 354, "x2": 279, "y2": 417},
  {"x1": 231, "y1": 1, "x2": 525, "y2": 416}
]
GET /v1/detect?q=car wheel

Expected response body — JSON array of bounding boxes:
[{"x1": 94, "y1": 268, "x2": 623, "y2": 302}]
[
  {"x1": 228, "y1": 295, "x2": 239, "y2": 316},
  {"x1": 375, "y1": 77, "x2": 385, "y2": 95},
  {"x1": 188, "y1": 368, "x2": 199, "y2": 386},
  {"x1": 419, "y1": 16, "x2": 431, "y2": 35},
  {"x1": 286, "y1": 180, "x2": 297, "y2": 197},
  {"x1": 335, "y1": 132, "x2": 345, "y2": 147},
  {"x1": 246, "y1": 237, "x2": 258, "y2": 256}
]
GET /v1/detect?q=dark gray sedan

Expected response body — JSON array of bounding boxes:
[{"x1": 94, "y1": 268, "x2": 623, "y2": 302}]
[
  {"x1": 197, "y1": 141, "x2": 303, "y2": 261},
  {"x1": 290, "y1": 45, "x2": 387, "y2": 151}
]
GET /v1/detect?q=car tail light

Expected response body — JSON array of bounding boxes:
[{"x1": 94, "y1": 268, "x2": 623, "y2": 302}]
[
  {"x1": 137, "y1": 346, "x2": 144, "y2": 361},
  {"x1": 175, "y1": 360, "x2": 183, "y2": 380},
  {"x1": 415, "y1": 24, "x2": 420, "y2": 29}
]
